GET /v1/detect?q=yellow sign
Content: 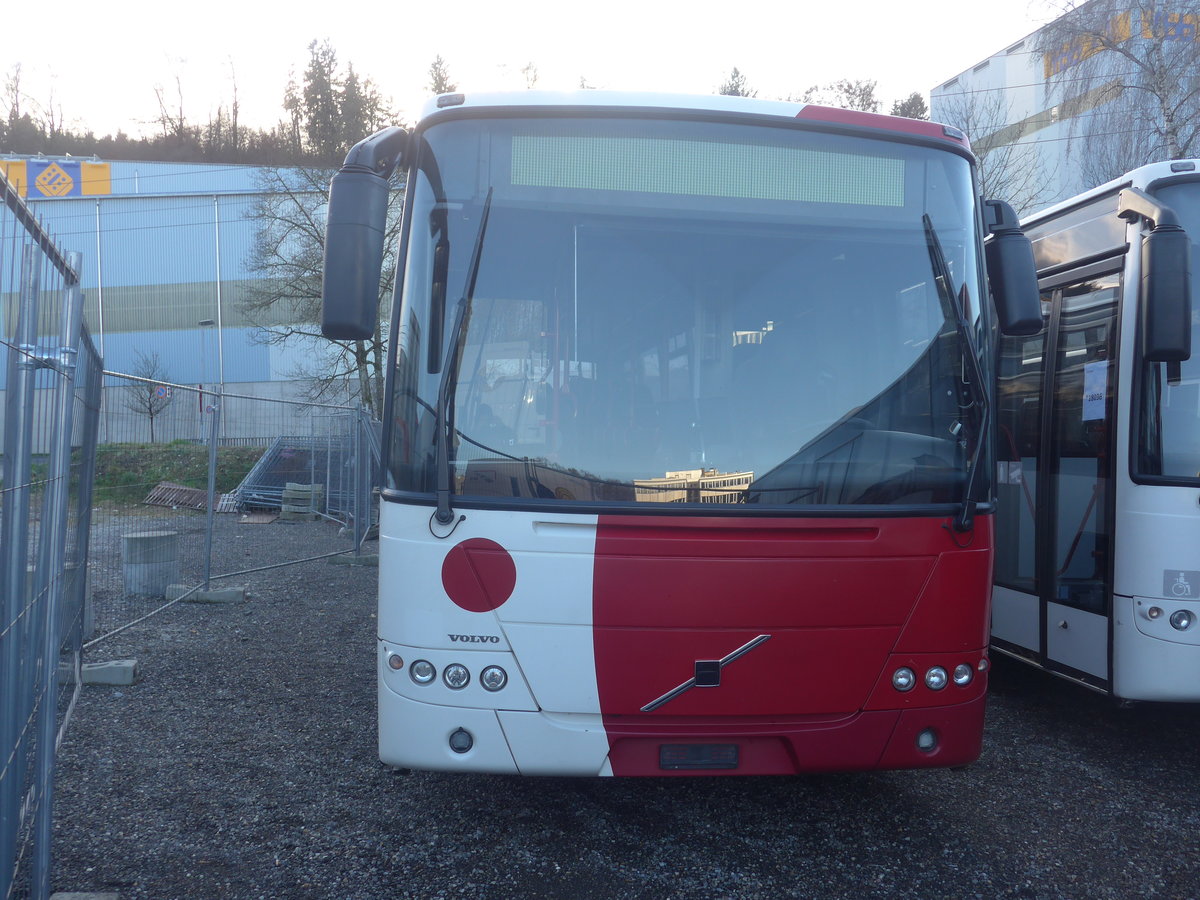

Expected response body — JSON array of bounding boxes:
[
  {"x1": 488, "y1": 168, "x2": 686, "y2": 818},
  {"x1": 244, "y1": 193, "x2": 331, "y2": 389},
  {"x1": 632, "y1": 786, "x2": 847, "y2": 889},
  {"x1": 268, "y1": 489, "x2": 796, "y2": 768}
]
[
  {"x1": 0, "y1": 160, "x2": 29, "y2": 195},
  {"x1": 0, "y1": 159, "x2": 111, "y2": 197},
  {"x1": 35, "y1": 162, "x2": 74, "y2": 196}
]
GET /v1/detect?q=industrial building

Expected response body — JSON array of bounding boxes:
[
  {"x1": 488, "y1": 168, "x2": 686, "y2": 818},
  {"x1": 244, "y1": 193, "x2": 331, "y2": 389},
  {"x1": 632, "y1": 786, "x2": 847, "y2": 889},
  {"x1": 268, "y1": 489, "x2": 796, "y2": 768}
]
[
  {"x1": 0, "y1": 155, "x2": 353, "y2": 442},
  {"x1": 930, "y1": 3, "x2": 1197, "y2": 213}
]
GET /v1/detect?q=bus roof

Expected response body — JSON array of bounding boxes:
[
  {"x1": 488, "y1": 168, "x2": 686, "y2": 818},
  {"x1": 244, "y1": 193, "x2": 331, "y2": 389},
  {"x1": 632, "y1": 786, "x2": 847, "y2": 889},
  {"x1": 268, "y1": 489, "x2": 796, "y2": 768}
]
[
  {"x1": 419, "y1": 90, "x2": 969, "y2": 149},
  {"x1": 1023, "y1": 159, "x2": 1200, "y2": 228}
]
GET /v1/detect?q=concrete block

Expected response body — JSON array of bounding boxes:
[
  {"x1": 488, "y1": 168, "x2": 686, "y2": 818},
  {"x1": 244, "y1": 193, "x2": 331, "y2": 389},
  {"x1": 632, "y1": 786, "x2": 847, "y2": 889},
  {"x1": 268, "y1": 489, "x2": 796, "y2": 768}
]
[
  {"x1": 122, "y1": 530, "x2": 180, "y2": 597},
  {"x1": 81, "y1": 660, "x2": 139, "y2": 686},
  {"x1": 330, "y1": 552, "x2": 379, "y2": 567},
  {"x1": 168, "y1": 583, "x2": 247, "y2": 603}
]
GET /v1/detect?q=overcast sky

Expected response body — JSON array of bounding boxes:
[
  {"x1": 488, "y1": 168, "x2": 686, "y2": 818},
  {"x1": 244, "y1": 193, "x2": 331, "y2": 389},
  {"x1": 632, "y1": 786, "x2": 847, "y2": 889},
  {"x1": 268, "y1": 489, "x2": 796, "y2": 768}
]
[{"x1": 2, "y1": 0, "x2": 1060, "y2": 139}]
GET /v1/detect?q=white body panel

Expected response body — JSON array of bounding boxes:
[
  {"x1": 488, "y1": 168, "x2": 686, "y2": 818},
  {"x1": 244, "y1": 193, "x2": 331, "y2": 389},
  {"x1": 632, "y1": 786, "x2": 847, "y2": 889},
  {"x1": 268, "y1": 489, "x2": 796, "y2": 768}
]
[
  {"x1": 991, "y1": 585, "x2": 1039, "y2": 648},
  {"x1": 1002, "y1": 160, "x2": 1200, "y2": 700},
  {"x1": 420, "y1": 90, "x2": 807, "y2": 123},
  {"x1": 377, "y1": 501, "x2": 611, "y2": 772},
  {"x1": 1045, "y1": 602, "x2": 1108, "y2": 678}
]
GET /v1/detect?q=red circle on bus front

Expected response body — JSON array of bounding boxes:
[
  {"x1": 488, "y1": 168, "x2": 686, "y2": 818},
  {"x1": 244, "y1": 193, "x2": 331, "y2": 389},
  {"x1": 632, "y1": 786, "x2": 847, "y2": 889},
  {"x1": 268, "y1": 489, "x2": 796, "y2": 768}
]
[{"x1": 441, "y1": 538, "x2": 517, "y2": 613}]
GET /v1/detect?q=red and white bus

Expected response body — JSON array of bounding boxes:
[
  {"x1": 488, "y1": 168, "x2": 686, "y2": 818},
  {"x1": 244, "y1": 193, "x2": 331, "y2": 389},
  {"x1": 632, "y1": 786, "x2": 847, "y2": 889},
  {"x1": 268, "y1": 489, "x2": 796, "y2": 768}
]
[{"x1": 322, "y1": 91, "x2": 1040, "y2": 775}]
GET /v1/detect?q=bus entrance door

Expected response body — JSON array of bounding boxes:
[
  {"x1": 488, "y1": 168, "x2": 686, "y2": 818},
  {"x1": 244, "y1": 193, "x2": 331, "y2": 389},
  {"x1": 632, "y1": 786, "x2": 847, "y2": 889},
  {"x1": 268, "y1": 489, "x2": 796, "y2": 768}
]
[{"x1": 994, "y1": 269, "x2": 1120, "y2": 688}]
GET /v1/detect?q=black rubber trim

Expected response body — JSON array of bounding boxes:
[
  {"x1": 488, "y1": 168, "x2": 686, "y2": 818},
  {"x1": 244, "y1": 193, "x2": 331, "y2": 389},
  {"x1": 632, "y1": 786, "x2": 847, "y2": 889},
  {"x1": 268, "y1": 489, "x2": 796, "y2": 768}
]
[{"x1": 379, "y1": 488, "x2": 995, "y2": 520}]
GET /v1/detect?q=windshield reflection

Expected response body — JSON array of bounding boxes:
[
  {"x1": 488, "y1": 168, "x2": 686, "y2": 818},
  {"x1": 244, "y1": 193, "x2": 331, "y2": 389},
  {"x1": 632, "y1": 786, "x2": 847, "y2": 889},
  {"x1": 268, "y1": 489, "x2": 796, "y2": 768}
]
[{"x1": 389, "y1": 116, "x2": 984, "y2": 508}]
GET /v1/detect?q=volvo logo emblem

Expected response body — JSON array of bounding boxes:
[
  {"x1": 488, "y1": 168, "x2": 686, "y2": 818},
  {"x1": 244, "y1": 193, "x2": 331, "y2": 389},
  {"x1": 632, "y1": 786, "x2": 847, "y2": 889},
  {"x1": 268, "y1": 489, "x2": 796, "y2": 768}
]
[{"x1": 640, "y1": 634, "x2": 771, "y2": 712}]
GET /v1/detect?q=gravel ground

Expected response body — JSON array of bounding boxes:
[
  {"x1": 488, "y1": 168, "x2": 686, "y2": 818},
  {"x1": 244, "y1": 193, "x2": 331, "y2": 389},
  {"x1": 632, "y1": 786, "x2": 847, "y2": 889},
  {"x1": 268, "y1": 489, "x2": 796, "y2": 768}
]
[{"x1": 49, "y1": 515, "x2": 1200, "y2": 900}]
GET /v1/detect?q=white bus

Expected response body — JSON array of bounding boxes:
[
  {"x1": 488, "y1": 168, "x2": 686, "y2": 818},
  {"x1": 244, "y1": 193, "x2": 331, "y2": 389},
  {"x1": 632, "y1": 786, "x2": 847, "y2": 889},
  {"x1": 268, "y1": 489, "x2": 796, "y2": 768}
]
[
  {"x1": 993, "y1": 160, "x2": 1196, "y2": 701},
  {"x1": 323, "y1": 91, "x2": 1040, "y2": 774}
]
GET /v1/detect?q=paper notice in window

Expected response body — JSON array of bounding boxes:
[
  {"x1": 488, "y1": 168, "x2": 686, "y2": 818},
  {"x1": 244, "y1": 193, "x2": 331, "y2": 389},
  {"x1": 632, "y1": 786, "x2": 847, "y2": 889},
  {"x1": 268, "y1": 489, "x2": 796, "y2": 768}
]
[{"x1": 1083, "y1": 360, "x2": 1107, "y2": 421}]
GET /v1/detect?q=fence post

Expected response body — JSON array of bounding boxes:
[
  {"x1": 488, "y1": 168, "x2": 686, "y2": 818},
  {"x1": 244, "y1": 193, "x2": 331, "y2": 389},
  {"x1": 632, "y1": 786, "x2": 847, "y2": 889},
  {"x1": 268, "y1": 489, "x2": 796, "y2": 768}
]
[
  {"x1": 31, "y1": 252, "x2": 86, "y2": 899},
  {"x1": 202, "y1": 391, "x2": 223, "y2": 590},
  {"x1": 0, "y1": 246, "x2": 43, "y2": 899}
]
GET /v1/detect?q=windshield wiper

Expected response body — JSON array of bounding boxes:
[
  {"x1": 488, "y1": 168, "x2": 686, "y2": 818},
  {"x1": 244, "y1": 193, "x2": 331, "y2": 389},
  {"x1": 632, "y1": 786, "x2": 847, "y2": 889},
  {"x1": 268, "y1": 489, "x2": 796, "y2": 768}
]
[
  {"x1": 434, "y1": 187, "x2": 494, "y2": 527},
  {"x1": 923, "y1": 213, "x2": 990, "y2": 533}
]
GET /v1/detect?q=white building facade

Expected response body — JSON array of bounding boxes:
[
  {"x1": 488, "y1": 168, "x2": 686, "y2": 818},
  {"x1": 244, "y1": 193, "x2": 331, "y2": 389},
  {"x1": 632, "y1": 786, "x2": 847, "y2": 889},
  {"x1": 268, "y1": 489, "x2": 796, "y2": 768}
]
[{"x1": 931, "y1": 2, "x2": 1200, "y2": 215}]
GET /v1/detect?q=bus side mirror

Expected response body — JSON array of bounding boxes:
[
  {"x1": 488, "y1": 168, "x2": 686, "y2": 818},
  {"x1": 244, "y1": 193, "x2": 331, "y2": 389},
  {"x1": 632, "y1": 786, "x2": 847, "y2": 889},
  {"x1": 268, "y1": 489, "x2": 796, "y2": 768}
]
[
  {"x1": 984, "y1": 199, "x2": 1042, "y2": 336},
  {"x1": 321, "y1": 127, "x2": 409, "y2": 341},
  {"x1": 1139, "y1": 224, "x2": 1191, "y2": 362},
  {"x1": 1118, "y1": 187, "x2": 1192, "y2": 362}
]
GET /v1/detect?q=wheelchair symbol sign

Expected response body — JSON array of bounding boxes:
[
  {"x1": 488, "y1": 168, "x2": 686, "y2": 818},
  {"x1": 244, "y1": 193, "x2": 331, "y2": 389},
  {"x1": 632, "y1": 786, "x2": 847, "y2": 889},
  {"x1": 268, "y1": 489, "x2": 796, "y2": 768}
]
[{"x1": 1163, "y1": 570, "x2": 1200, "y2": 598}]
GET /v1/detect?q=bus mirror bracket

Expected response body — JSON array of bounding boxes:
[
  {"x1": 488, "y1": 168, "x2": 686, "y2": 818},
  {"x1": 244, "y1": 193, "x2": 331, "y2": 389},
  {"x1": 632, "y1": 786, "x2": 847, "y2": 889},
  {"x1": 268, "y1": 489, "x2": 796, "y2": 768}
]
[
  {"x1": 983, "y1": 199, "x2": 1042, "y2": 336},
  {"x1": 1118, "y1": 187, "x2": 1192, "y2": 363},
  {"x1": 321, "y1": 126, "x2": 410, "y2": 341}
]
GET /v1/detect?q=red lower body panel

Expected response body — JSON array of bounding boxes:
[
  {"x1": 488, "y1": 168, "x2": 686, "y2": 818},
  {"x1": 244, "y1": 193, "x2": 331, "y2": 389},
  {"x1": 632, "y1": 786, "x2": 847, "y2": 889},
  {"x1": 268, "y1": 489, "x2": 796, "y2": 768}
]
[
  {"x1": 603, "y1": 695, "x2": 986, "y2": 776},
  {"x1": 592, "y1": 514, "x2": 992, "y2": 775}
]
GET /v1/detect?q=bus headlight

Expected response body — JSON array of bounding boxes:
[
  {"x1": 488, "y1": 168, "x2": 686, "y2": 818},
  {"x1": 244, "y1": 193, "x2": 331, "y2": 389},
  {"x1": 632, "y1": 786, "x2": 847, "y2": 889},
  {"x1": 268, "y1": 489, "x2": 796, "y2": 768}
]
[
  {"x1": 892, "y1": 668, "x2": 916, "y2": 692},
  {"x1": 925, "y1": 667, "x2": 948, "y2": 690},
  {"x1": 1170, "y1": 610, "x2": 1195, "y2": 631},
  {"x1": 480, "y1": 665, "x2": 508, "y2": 692},
  {"x1": 410, "y1": 660, "x2": 436, "y2": 685},
  {"x1": 952, "y1": 663, "x2": 973, "y2": 686},
  {"x1": 443, "y1": 663, "x2": 471, "y2": 689}
]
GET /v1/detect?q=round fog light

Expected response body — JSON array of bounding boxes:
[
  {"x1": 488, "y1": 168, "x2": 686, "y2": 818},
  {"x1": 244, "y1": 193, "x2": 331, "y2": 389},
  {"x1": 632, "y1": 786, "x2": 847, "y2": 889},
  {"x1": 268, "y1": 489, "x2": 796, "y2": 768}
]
[
  {"x1": 1170, "y1": 609, "x2": 1195, "y2": 631},
  {"x1": 387, "y1": 653, "x2": 404, "y2": 671},
  {"x1": 410, "y1": 660, "x2": 436, "y2": 685},
  {"x1": 443, "y1": 663, "x2": 471, "y2": 689},
  {"x1": 449, "y1": 728, "x2": 473, "y2": 753},
  {"x1": 892, "y1": 667, "x2": 916, "y2": 692},
  {"x1": 916, "y1": 728, "x2": 938, "y2": 753},
  {"x1": 480, "y1": 665, "x2": 508, "y2": 692},
  {"x1": 952, "y1": 663, "x2": 973, "y2": 686},
  {"x1": 1149, "y1": 606, "x2": 1164, "y2": 619},
  {"x1": 925, "y1": 666, "x2": 948, "y2": 690}
]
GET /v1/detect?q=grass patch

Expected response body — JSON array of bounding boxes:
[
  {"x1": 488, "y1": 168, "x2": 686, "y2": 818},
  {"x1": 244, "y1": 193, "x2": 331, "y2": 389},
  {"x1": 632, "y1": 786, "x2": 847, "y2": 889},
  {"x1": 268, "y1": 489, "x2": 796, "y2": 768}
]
[{"x1": 92, "y1": 442, "x2": 265, "y2": 507}]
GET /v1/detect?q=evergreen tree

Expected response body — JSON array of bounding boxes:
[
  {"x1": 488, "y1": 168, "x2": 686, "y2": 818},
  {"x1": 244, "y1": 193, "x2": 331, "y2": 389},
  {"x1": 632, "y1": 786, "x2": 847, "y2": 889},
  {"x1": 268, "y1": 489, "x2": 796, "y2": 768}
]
[
  {"x1": 802, "y1": 79, "x2": 880, "y2": 113},
  {"x1": 429, "y1": 55, "x2": 457, "y2": 94},
  {"x1": 890, "y1": 92, "x2": 929, "y2": 120},
  {"x1": 301, "y1": 39, "x2": 343, "y2": 162},
  {"x1": 718, "y1": 68, "x2": 756, "y2": 97}
]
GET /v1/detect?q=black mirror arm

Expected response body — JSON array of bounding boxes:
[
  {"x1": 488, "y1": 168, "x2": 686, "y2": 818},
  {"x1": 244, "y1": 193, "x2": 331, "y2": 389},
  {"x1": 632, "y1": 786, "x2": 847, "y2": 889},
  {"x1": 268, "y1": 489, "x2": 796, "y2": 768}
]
[
  {"x1": 341, "y1": 126, "x2": 409, "y2": 180},
  {"x1": 1118, "y1": 187, "x2": 1181, "y2": 230},
  {"x1": 983, "y1": 198, "x2": 1022, "y2": 234}
]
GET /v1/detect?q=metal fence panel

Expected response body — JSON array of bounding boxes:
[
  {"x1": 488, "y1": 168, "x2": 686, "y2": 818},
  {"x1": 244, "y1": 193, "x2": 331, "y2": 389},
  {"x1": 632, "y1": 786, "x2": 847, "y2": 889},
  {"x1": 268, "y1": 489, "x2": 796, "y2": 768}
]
[
  {"x1": 2, "y1": 163, "x2": 380, "y2": 899},
  {"x1": 84, "y1": 381, "x2": 377, "y2": 644},
  {"x1": 1, "y1": 171, "x2": 97, "y2": 900}
]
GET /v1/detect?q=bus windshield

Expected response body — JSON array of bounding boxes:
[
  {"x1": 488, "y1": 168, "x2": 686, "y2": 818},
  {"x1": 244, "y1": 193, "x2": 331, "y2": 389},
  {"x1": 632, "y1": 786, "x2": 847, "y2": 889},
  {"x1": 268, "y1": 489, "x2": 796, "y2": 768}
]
[
  {"x1": 388, "y1": 114, "x2": 986, "y2": 508},
  {"x1": 1137, "y1": 180, "x2": 1200, "y2": 482}
]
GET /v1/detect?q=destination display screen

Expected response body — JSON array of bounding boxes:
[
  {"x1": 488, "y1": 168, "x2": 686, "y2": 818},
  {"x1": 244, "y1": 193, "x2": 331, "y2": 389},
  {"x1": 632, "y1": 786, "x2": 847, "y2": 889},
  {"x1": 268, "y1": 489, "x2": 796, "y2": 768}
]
[{"x1": 510, "y1": 133, "x2": 906, "y2": 207}]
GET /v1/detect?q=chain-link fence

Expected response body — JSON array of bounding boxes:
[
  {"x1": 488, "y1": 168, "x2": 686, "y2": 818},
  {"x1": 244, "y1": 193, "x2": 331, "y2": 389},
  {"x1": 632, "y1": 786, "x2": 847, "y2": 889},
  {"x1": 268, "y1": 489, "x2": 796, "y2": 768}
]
[
  {"x1": 1, "y1": 176, "x2": 102, "y2": 900},
  {"x1": 2, "y1": 162, "x2": 381, "y2": 899},
  {"x1": 83, "y1": 381, "x2": 378, "y2": 645}
]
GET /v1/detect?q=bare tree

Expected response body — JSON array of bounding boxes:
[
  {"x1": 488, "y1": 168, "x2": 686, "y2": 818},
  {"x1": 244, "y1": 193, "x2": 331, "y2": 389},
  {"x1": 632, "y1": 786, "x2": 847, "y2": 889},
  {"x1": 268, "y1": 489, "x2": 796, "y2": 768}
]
[
  {"x1": 934, "y1": 88, "x2": 1058, "y2": 216},
  {"x1": 154, "y1": 75, "x2": 189, "y2": 141},
  {"x1": 121, "y1": 350, "x2": 176, "y2": 443},
  {"x1": 1036, "y1": 0, "x2": 1200, "y2": 185},
  {"x1": 243, "y1": 166, "x2": 402, "y2": 417},
  {"x1": 4, "y1": 63, "x2": 22, "y2": 122}
]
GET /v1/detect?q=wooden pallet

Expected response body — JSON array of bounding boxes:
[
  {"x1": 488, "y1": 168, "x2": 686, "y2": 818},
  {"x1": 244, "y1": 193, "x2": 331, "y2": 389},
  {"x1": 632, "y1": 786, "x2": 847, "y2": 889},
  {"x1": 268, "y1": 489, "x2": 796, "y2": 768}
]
[{"x1": 143, "y1": 481, "x2": 224, "y2": 511}]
